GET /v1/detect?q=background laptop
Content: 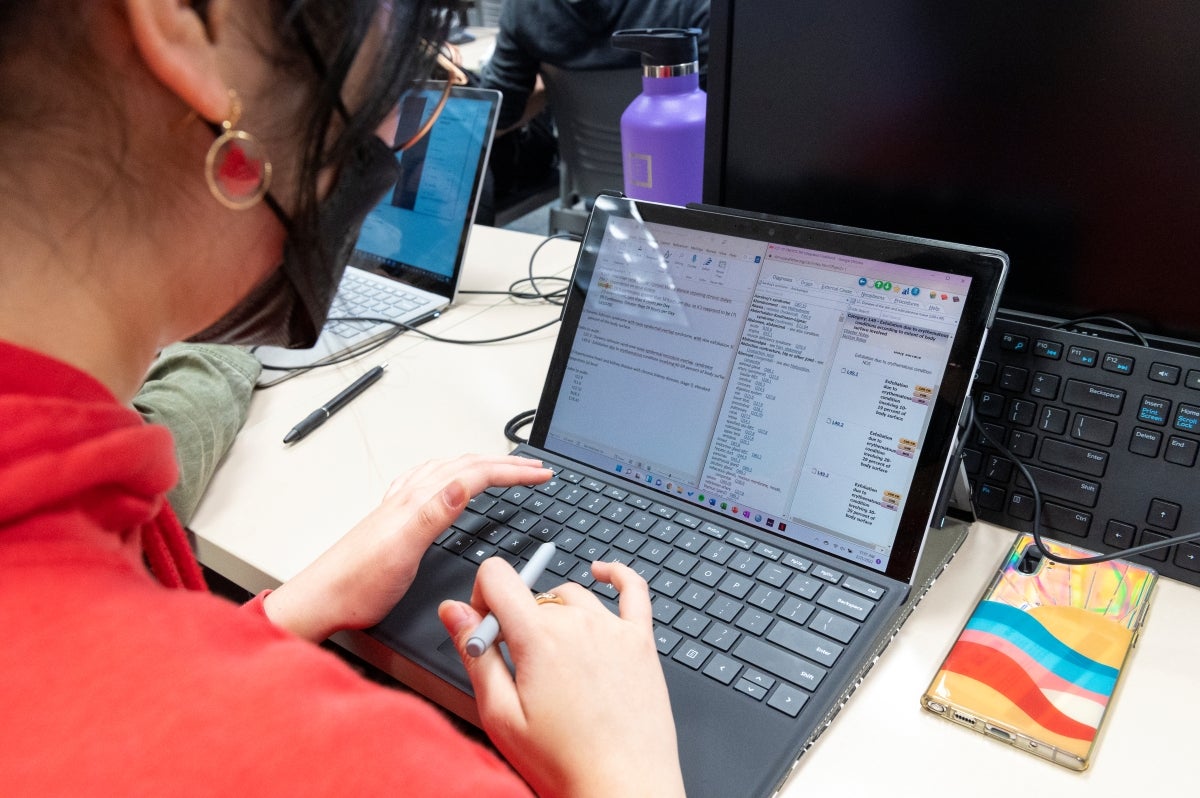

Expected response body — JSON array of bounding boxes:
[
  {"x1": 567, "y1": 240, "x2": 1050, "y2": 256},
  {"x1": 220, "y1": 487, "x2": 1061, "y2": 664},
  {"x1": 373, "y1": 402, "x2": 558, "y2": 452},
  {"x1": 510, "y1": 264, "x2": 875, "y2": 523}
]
[
  {"x1": 369, "y1": 194, "x2": 1007, "y2": 796},
  {"x1": 254, "y1": 84, "x2": 500, "y2": 377}
]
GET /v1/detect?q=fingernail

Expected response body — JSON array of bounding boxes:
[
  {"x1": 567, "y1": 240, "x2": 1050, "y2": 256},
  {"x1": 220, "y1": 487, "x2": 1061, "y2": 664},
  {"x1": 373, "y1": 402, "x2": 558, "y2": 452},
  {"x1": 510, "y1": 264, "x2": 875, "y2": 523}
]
[
  {"x1": 441, "y1": 480, "x2": 467, "y2": 509},
  {"x1": 438, "y1": 599, "x2": 470, "y2": 634}
]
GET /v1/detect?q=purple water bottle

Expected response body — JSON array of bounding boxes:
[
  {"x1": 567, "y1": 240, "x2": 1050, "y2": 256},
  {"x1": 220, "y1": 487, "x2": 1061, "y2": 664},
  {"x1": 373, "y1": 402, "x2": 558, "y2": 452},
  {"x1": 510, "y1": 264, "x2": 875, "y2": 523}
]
[{"x1": 612, "y1": 28, "x2": 706, "y2": 206}]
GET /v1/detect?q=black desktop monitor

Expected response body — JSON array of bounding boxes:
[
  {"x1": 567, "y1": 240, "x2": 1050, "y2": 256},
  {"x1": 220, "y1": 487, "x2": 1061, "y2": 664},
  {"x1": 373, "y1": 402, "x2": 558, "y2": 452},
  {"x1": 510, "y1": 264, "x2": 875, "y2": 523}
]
[{"x1": 704, "y1": 0, "x2": 1200, "y2": 350}]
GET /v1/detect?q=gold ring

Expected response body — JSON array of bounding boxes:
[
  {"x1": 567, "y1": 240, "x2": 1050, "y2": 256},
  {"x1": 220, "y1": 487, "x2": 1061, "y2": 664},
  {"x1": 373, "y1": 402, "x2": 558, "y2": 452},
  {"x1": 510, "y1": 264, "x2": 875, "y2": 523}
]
[{"x1": 533, "y1": 591, "x2": 564, "y2": 606}]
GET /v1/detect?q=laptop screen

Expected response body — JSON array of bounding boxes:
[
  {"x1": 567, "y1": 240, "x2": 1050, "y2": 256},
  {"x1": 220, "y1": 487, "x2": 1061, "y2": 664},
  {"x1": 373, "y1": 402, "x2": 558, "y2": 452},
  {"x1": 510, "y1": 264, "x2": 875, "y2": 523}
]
[
  {"x1": 349, "y1": 85, "x2": 499, "y2": 294},
  {"x1": 532, "y1": 196, "x2": 1005, "y2": 580}
]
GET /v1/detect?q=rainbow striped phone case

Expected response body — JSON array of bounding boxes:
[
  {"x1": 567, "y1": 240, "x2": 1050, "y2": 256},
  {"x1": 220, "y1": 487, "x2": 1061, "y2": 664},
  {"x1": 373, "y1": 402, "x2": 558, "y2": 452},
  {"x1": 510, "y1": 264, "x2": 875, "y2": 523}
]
[{"x1": 921, "y1": 533, "x2": 1156, "y2": 770}]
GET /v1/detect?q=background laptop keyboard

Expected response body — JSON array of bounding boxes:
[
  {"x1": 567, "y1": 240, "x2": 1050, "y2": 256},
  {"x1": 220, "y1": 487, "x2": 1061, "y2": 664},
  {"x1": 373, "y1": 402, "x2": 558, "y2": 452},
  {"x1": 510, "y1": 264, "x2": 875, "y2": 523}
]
[
  {"x1": 966, "y1": 316, "x2": 1200, "y2": 587},
  {"x1": 434, "y1": 457, "x2": 887, "y2": 718},
  {"x1": 325, "y1": 268, "x2": 434, "y2": 340}
]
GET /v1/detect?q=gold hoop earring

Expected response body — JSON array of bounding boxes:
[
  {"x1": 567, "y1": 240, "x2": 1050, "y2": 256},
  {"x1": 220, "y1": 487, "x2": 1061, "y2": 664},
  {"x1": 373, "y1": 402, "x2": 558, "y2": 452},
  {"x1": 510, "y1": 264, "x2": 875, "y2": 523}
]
[{"x1": 204, "y1": 90, "x2": 272, "y2": 210}]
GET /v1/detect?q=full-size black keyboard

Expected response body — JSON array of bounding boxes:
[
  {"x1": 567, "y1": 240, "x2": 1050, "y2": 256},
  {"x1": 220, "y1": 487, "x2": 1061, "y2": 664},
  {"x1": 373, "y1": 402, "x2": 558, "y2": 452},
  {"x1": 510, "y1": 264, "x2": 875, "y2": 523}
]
[
  {"x1": 966, "y1": 316, "x2": 1200, "y2": 586},
  {"x1": 435, "y1": 458, "x2": 889, "y2": 717}
]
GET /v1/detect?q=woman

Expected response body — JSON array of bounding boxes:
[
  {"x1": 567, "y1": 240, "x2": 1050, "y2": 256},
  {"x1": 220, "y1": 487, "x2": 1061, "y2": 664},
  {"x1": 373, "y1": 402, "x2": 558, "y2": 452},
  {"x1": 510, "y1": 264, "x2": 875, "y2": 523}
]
[{"x1": 0, "y1": 1, "x2": 685, "y2": 795}]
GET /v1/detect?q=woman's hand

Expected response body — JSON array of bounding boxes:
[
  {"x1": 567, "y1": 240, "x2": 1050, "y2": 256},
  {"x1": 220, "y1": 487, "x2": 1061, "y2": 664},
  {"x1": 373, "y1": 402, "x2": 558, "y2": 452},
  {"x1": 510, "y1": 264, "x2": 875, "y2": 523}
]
[
  {"x1": 439, "y1": 559, "x2": 686, "y2": 798},
  {"x1": 263, "y1": 454, "x2": 551, "y2": 642}
]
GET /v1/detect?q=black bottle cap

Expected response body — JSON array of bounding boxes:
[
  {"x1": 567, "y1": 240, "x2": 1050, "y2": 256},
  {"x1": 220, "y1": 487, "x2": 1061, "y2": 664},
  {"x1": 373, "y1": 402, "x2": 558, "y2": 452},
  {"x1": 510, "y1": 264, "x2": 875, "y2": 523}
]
[{"x1": 611, "y1": 27, "x2": 700, "y2": 67}]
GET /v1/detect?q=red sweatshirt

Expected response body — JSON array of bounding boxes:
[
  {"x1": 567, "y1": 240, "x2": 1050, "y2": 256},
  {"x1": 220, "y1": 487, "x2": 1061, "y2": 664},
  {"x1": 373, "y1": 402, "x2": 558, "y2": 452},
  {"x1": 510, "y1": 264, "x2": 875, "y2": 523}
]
[{"x1": 0, "y1": 340, "x2": 532, "y2": 796}]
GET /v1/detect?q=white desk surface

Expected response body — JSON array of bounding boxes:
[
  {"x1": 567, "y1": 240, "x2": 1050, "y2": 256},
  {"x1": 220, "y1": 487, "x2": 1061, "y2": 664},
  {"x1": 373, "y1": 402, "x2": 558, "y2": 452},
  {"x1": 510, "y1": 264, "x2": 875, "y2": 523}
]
[{"x1": 191, "y1": 224, "x2": 1197, "y2": 797}]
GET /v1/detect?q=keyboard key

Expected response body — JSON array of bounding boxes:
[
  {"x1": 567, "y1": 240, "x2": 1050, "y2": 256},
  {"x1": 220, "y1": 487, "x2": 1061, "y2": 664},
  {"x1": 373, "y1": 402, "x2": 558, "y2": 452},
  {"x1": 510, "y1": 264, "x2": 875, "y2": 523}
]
[
  {"x1": 1030, "y1": 372, "x2": 1061, "y2": 399},
  {"x1": 1000, "y1": 365, "x2": 1029, "y2": 391},
  {"x1": 1034, "y1": 339, "x2": 1063, "y2": 359},
  {"x1": 812, "y1": 565, "x2": 842, "y2": 583},
  {"x1": 700, "y1": 540, "x2": 737, "y2": 565},
  {"x1": 777, "y1": 597, "x2": 815, "y2": 625},
  {"x1": 1149, "y1": 362, "x2": 1181, "y2": 384},
  {"x1": 1147, "y1": 499, "x2": 1181, "y2": 530},
  {"x1": 672, "y1": 641, "x2": 712, "y2": 670},
  {"x1": 1174, "y1": 543, "x2": 1200, "y2": 573},
  {"x1": 653, "y1": 626, "x2": 682, "y2": 655},
  {"x1": 1007, "y1": 492, "x2": 1036, "y2": 521},
  {"x1": 691, "y1": 562, "x2": 724, "y2": 587},
  {"x1": 766, "y1": 620, "x2": 844, "y2": 667},
  {"x1": 650, "y1": 571, "x2": 684, "y2": 597},
  {"x1": 706, "y1": 596, "x2": 742, "y2": 623},
  {"x1": 1165, "y1": 436, "x2": 1198, "y2": 467},
  {"x1": 664, "y1": 551, "x2": 698, "y2": 574},
  {"x1": 1015, "y1": 465, "x2": 1100, "y2": 507},
  {"x1": 747, "y1": 585, "x2": 785, "y2": 612},
  {"x1": 679, "y1": 584, "x2": 714, "y2": 610},
  {"x1": 1066, "y1": 345, "x2": 1098, "y2": 367},
  {"x1": 1175, "y1": 403, "x2": 1200, "y2": 433},
  {"x1": 816, "y1": 586, "x2": 875, "y2": 621},
  {"x1": 702, "y1": 653, "x2": 741, "y2": 685},
  {"x1": 718, "y1": 572, "x2": 754, "y2": 600},
  {"x1": 1138, "y1": 530, "x2": 1171, "y2": 562},
  {"x1": 756, "y1": 563, "x2": 792, "y2": 588},
  {"x1": 733, "y1": 638, "x2": 827, "y2": 692},
  {"x1": 767, "y1": 683, "x2": 809, "y2": 717},
  {"x1": 674, "y1": 610, "x2": 710, "y2": 637},
  {"x1": 1101, "y1": 353, "x2": 1134, "y2": 375},
  {"x1": 1128, "y1": 427, "x2": 1162, "y2": 457},
  {"x1": 1041, "y1": 503, "x2": 1092, "y2": 538},
  {"x1": 1039, "y1": 406, "x2": 1069, "y2": 434},
  {"x1": 702, "y1": 624, "x2": 740, "y2": 651},
  {"x1": 734, "y1": 607, "x2": 771, "y2": 636},
  {"x1": 781, "y1": 553, "x2": 812, "y2": 571},
  {"x1": 786, "y1": 573, "x2": 821, "y2": 600},
  {"x1": 1040, "y1": 438, "x2": 1109, "y2": 477},
  {"x1": 842, "y1": 576, "x2": 885, "y2": 601},
  {"x1": 652, "y1": 598, "x2": 682, "y2": 624},
  {"x1": 810, "y1": 610, "x2": 859, "y2": 644},
  {"x1": 729, "y1": 551, "x2": 764, "y2": 575},
  {"x1": 567, "y1": 561, "x2": 595, "y2": 587},
  {"x1": 1138, "y1": 396, "x2": 1172, "y2": 426},
  {"x1": 1103, "y1": 520, "x2": 1135, "y2": 549},
  {"x1": 734, "y1": 679, "x2": 768, "y2": 701},
  {"x1": 1070, "y1": 414, "x2": 1117, "y2": 446},
  {"x1": 1063, "y1": 379, "x2": 1126, "y2": 414}
]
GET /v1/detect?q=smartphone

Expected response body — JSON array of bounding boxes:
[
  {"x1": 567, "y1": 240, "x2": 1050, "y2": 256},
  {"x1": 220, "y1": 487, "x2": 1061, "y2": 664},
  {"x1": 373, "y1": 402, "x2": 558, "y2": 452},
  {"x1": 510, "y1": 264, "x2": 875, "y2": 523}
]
[{"x1": 921, "y1": 533, "x2": 1157, "y2": 770}]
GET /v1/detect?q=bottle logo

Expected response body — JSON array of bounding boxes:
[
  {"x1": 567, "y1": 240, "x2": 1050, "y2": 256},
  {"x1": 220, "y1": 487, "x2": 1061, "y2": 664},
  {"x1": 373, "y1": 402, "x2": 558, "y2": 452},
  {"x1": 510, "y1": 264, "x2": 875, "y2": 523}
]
[{"x1": 629, "y1": 153, "x2": 653, "y2": 188}]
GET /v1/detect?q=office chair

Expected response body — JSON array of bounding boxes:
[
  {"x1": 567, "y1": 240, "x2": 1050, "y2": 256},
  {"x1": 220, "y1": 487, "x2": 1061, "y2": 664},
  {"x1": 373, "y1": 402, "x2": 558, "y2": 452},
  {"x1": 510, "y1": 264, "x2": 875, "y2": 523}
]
[{"x1": 539, "y1": 64, "x2": 642, "y2": 236}]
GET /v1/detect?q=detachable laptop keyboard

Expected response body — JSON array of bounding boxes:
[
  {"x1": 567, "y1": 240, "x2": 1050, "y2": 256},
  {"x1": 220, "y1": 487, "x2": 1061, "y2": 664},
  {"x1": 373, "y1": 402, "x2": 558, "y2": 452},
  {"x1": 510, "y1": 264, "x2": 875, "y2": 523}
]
[
  {"x1": 435, "y1": 457, "x2": 887, "y2": 717},
  {"x1": 966, "y1": 315, "x2": 1200, "y2": 586}
]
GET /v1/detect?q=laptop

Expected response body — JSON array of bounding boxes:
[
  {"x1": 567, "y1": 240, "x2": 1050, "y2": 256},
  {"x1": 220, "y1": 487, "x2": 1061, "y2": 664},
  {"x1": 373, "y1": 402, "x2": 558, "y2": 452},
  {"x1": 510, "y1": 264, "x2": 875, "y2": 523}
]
[
  {"x1": 253, "y1": 84, "x2": 501, "y2": 377},
  {"x1": 369, "y1": 194, "x2": 1008, "y2": 797}
]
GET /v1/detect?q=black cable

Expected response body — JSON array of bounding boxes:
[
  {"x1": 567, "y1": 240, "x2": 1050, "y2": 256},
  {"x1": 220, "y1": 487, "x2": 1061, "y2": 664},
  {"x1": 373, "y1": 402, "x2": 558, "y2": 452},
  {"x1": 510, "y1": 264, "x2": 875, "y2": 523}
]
[
  {"x1": 1049, "y1": 315, "x2": 1151, "y2": 348},
  {"x1": 257, "y1": 231, "x2": 578, "y2": 385},
  {"x1": 504, "y1": 408, "x2": 537, "y2": 444},
  {"x1": 459, "y1": 231, "x2": 579, "y2": 306},
  {"x1": 966, "y1": 399, "x2": 1200, "y2": 565}
]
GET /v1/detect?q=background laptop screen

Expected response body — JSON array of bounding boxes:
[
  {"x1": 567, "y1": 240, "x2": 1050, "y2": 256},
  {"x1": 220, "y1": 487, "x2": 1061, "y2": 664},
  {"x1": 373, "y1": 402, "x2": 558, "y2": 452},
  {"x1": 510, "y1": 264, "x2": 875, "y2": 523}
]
[
  {"x1": 543, "y1": 214, "x2": 974, "y2": 573},
  {"x1": 350, "y1": 86, "x2": 497, "y2": 290}
]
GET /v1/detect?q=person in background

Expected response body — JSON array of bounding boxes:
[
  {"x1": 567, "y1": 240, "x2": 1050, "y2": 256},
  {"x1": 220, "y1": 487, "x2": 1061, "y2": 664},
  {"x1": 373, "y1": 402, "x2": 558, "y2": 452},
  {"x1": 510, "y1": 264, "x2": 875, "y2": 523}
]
[
  {"x1": 481, "y1": 0, "x2": 710, "y2": 134},
  {"x1": 0, "y1": 2, "x2": 684, "y2": 795}
]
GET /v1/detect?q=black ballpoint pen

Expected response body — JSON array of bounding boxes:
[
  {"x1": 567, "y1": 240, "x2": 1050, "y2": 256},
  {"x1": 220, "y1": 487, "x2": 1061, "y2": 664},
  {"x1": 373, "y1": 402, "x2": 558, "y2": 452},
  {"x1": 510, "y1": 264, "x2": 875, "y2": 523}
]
[{"x1": 282, "y1": 364, "x2": 386, "y2": 444}]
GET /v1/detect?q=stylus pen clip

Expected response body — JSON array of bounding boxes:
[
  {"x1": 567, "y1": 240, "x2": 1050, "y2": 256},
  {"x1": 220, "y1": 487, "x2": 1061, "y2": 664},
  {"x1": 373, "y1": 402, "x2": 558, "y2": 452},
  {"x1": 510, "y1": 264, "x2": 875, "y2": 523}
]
[{"x1": 282, "y1": 363, "x2": 387, "y2": 444}]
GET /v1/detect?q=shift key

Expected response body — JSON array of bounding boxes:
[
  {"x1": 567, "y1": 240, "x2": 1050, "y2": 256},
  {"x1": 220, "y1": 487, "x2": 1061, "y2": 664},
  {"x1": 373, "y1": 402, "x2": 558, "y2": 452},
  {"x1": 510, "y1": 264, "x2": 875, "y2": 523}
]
[
  {"x1": 1016, "y1": 464, "x2": 1100, "y2": 507},
  {"x1": 733, "y1": 637, "x2": 827, "y2": 692}
]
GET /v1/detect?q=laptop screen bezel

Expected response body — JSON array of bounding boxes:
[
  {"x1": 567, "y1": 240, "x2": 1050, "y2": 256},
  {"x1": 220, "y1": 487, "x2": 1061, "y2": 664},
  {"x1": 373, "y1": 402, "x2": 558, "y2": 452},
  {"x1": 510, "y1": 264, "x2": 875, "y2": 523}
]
[
  {"x1": 528, "y1": 194, "x2": 1007, "y2": 582},
  {"x1": 345, "y1": 84, "x2": 501, "y2": 301}
]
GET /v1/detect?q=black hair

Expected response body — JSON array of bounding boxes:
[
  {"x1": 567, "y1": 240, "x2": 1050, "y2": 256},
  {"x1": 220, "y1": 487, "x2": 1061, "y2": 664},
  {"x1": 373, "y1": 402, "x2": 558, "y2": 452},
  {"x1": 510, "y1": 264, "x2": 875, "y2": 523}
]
[
  {"x1": 257, "y1": 0, "x2": 460, "y2": 263},
  {"x1": 0, "y1": 0, "x2": 459, "y2": 265}
]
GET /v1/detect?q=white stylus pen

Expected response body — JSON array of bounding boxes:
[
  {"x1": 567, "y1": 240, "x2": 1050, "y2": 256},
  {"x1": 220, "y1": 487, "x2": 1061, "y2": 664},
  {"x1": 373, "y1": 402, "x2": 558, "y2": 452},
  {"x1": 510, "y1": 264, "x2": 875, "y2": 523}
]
[{"x1": 465, "y1": 541, "x2": 558, "y2": 657}]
